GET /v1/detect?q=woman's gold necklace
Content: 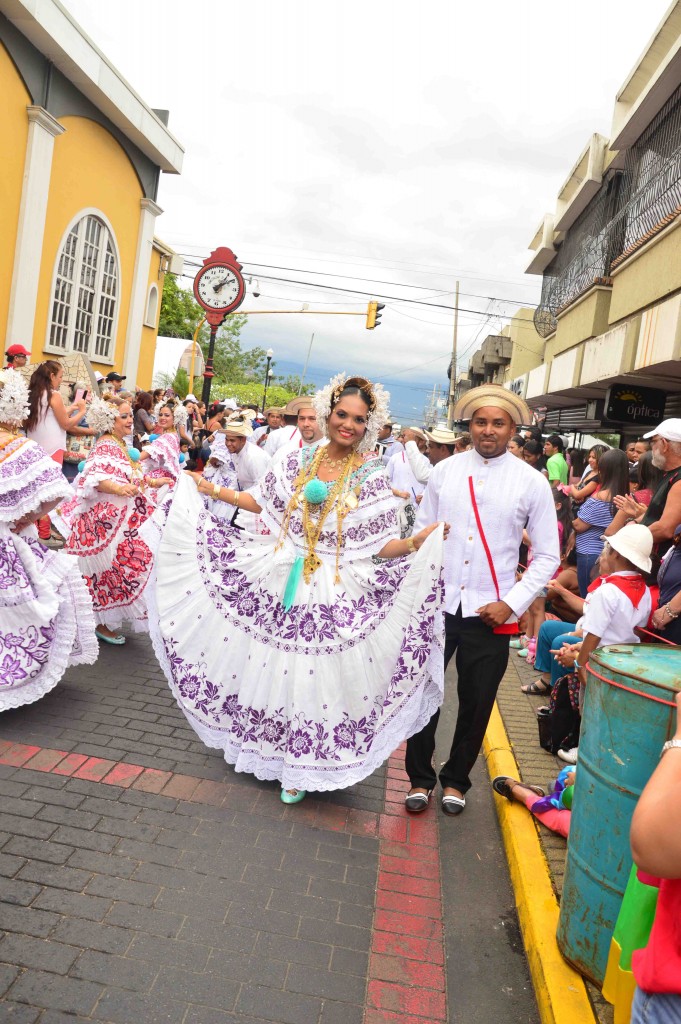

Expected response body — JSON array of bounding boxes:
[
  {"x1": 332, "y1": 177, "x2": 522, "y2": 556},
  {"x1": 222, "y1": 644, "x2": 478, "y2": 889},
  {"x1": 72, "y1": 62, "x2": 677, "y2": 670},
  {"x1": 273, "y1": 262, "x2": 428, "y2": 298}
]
[
  {"x1": 320, "y1": 447, "x2": 353, "y2": 472},
  {"x1": 276, "y1": 445, "x2": 358, "y2": 583}
]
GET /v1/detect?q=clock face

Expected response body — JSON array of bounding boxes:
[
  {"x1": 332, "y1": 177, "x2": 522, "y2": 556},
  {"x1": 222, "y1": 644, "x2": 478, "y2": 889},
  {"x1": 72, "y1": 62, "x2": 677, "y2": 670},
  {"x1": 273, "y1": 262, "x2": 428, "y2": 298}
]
[{"x1": 195, "y1": 264, "x2": 242, "y2": 310}]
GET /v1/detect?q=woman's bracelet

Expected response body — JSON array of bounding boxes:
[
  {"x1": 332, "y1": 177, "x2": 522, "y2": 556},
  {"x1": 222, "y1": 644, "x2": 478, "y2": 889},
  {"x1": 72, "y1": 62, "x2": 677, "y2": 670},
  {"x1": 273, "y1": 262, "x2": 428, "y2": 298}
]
[
  {"x1": 665, "y1": 603, "x2": 680, "y2": 620},
  {"x1": 212, "y1": 483, "x2": 221, "y2": 501},
  {"x1": 405, "y1": 536, "x2": 416, "y2": 554}
]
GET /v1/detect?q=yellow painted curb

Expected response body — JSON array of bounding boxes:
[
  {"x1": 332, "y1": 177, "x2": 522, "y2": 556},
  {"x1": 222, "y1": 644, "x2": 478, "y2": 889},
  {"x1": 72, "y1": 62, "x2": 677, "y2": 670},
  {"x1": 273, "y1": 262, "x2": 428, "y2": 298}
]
[{"x1": 483, "y1": 701, "x2": 597, "y2": 1024}]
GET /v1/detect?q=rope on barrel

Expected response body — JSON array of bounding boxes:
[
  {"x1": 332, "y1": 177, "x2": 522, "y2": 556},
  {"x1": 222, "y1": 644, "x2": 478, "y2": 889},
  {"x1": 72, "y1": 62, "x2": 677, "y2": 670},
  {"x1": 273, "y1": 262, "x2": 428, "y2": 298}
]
[
  {"x1": 586, "y1": 664, "x2": 678, "y2": 707},
  {"x1": 635, "y1": 626, "x2": 678, "y2": 647}
]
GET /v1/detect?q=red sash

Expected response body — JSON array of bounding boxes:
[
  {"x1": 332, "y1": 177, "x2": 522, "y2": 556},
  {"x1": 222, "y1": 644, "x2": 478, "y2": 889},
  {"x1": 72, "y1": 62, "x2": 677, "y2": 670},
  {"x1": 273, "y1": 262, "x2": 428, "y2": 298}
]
[
  {"x1": 587, "y1": 573, "x2": 647, "y2": 608},
  {"x1": 468, "y1": 476, "x2": 519, "y2": 635}
]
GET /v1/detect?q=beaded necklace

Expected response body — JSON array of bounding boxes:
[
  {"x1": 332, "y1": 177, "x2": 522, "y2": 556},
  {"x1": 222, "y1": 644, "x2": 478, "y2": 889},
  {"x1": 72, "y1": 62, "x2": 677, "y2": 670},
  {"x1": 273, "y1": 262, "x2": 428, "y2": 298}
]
[{"x1": 276, "y1": 445, "x2": 360, "y2": 606}]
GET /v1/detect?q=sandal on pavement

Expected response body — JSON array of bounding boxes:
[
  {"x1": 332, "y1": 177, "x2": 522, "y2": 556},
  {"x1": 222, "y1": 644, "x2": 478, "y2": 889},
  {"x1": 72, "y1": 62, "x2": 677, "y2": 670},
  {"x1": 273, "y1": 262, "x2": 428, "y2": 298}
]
[
  {"x1": 492, "y1": 776, "x2": 545, "y2": 802},
  {"x1": 441, "y1": 793, "x2": 466, "y2": 816},
  {"x1": 405, "y1": 789, "x2": 432, "y2": 813},
  {"x1": 95, "y1": 629, "x2": 126, "y2": 645},
  {"x1": 280, "y1": 789, "x2": 307, "y2": 804},
  {"x1": 521, "y1": 678, "x2": 550, "y2": 695}
]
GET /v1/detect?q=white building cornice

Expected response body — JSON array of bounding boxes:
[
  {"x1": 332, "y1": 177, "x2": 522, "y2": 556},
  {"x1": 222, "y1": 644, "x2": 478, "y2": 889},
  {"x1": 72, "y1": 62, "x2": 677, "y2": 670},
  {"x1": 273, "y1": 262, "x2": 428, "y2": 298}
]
[
  {"x1": 0, "y1": 0, "x2": 184, "y2": 174},
  {"x1": 26, "y1": 103, "x2": 65, "y2": 137}
]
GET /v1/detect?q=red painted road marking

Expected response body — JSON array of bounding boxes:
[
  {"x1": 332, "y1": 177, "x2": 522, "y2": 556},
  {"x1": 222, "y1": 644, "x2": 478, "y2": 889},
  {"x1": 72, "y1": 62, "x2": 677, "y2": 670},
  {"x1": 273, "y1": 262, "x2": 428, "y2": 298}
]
[
  {"x1": 52, "y1": 752, "x2": 90, "y2": 776},
  {"x1": 363, "y1": 744, "x2": 447, "y2": 1023},
  {"x1": 0, "y1": 743, "x2": 42, "y2": 767}
]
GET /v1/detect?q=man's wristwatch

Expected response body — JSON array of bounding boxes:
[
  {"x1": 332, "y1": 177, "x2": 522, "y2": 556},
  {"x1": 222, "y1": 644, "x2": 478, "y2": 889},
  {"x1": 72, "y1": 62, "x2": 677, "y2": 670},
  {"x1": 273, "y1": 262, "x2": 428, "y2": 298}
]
[{"x1": 661, "y1": 739, "x2": 681, "y2": 757}]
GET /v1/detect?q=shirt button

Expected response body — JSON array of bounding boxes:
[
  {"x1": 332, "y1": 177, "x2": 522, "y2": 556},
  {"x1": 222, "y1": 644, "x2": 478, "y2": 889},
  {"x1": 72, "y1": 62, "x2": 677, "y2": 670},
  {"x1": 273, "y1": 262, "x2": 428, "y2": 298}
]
[
  {"x1": 468, "y1": 536, "x2": 473, "y2": 541},
  {"x1": 464, "y1": 559, "x2": 469, "y2": 565},
  {"x1": 461, "y1": 585, "x2": 465, "y2": 590},
  {"x1": 484, "y1": 460, "x2": 488, "y2": 465}
]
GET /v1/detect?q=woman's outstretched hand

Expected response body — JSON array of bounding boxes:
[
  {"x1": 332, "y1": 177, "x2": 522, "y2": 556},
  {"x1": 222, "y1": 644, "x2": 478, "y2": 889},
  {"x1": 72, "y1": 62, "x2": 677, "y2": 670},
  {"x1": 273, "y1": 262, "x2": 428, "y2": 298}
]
[{"x1": 413, "y1": 522, "x2": 450, "y2": 549}]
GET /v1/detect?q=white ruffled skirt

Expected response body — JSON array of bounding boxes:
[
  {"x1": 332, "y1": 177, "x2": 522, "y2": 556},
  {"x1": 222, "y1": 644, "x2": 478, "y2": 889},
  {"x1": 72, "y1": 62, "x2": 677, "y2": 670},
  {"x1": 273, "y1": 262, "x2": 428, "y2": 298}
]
[
  {"x1": 0, "y1": 528, "x2": 98, "y2": 712},
  {"x1": 146, "y1": 475, "x2": 445, "y2": 792}
]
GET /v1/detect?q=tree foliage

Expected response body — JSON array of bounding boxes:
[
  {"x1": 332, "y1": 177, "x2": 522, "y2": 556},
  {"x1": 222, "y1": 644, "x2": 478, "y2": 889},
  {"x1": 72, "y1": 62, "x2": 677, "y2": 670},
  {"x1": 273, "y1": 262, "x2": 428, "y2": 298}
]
[
  {"x1": 199, "y1": 314, "x2": 259, "y2": 383},
  {"x1": 158, "y1": 275, "x2": 206, "y2": 340},
  {"x1": 158, "y1": 278, "x2": 315, "y2": 407},
  {"x1": 277, "y1": 374, "x2": 316, "y2": 396}
]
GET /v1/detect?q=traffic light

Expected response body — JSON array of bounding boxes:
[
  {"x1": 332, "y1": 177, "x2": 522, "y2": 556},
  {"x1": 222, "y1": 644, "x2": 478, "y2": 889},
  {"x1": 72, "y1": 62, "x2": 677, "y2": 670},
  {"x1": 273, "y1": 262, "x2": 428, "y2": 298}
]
[{"x1": 365, "y1": 301, "x2": 385, "y2": 329}]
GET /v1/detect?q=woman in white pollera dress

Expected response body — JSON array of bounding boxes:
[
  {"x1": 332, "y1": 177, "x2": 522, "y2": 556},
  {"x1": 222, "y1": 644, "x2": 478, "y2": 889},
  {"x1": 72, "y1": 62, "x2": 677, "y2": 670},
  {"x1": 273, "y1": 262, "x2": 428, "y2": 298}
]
[
  {"x1": 147, "y1": 374, "x2": 447, "y2": 804},
  {"x1": 0, "y1": 370, "x2": 97, "y2": 711}
]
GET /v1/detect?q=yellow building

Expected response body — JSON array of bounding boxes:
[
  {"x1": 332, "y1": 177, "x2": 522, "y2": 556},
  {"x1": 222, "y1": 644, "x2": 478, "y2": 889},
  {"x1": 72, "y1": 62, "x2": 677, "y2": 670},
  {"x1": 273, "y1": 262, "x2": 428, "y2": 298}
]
[
  {"x1": 523, "y1": 2, "x2": 681, "y2": 439},
  {"x1": 0, "y1": 0, "x2": 184, "y2": 388}
]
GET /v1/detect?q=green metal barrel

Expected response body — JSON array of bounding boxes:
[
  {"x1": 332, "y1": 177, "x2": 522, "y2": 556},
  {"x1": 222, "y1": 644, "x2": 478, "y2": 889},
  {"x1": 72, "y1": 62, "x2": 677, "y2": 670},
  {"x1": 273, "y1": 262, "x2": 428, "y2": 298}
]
[{"x1": 556, "y1": 644, "x2": 680, "y2": 985}]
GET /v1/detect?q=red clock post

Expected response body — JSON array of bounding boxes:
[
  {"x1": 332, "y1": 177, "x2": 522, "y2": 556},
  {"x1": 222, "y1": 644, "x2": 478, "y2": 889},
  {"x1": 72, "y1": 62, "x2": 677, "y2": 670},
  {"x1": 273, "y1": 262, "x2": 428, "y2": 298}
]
[{"x1": 192, "y1": 247, "x2": 246, "y2": 406}]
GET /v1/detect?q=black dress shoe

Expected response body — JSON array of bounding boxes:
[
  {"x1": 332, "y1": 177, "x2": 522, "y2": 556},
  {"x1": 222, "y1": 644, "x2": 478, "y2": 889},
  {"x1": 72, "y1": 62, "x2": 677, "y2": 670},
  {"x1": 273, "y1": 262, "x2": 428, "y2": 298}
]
[
  {"x1": 404, "y1": 789, "x2": 432, "y2": 813},
  {"x1": 441, "y1": 793, "x2": 466, "y2": 815}
]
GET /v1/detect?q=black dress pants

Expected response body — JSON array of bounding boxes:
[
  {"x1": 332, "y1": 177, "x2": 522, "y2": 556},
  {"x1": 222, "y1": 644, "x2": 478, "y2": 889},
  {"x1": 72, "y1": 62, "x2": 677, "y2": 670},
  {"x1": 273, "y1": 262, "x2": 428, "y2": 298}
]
[{"x1": 405, "y1": 608, "x2": 510, "y2": 794}]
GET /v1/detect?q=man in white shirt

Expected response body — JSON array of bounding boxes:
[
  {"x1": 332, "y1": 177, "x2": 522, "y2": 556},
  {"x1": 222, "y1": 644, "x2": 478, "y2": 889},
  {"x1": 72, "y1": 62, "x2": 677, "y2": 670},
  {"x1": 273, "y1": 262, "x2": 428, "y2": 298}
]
[
  {"x1": 273, "y1": 398, "x2": 326, "y2": 464},
  {"x1": 377, "y1": 423, "x2": 404, "y2": 465},
  {"x1": 264, "y1": 397, "x2": 311, "y2": 457},
  {"x1": 224, "y1": 416, "x2": 271, "y2": 531},
  {"x1": 404, "y1": 426, "x2": 459, "y2": 484},
  {"x1": 406, "y1": 384, "x2": 560, "y2": 817},
  {"x1": 251, "y1": 407, "x2": 283, "y2": 448},
  {"x1": 387, "y1": 429, "x2": 427, "y2": 535}
]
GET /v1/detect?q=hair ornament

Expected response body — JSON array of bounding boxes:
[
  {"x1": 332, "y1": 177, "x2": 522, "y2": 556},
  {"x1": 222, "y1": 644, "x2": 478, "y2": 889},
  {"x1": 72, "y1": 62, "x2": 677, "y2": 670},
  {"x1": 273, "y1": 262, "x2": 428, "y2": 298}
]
[
  {"x1": 87, "y1": 396, "x2": 118, "y2": 435},
  {"x1": 313, "y1": 372, "x2": 390, "y2": 454},
  {"x1": 0, "y1": 369, "x2": 30, "y2": 428}
]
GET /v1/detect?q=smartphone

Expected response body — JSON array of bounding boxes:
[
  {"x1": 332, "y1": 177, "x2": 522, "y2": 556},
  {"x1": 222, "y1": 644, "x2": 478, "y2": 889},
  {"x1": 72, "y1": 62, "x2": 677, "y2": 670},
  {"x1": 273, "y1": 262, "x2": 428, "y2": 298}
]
[{"x1": 75, "y1": 388, "x2": 85, "y2": 402}]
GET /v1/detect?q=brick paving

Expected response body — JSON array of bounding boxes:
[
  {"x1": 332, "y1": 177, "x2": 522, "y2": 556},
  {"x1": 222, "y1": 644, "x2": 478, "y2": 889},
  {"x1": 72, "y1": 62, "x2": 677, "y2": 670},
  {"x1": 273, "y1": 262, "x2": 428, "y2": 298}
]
[
  {"x1": 0, "y1": 635, "x2": 452, "y2": 1023},
  {"x1": 0, "y1": 627, "x2": 599, "y2": 1024},
  {"x1": 500, "y1": 650, "x2": 614, "y2": 1024}
]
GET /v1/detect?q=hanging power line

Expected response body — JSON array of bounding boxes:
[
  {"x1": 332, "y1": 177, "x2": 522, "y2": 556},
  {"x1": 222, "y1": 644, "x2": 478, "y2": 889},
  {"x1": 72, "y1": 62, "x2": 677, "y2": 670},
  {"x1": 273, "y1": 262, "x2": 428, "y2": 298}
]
[
  {"x1": 173, "y1": 240, "x2": 539, "y2": 292},
  {"x1": 178, "y1": 261, "x2": 539, "y2": 323},
  {"x1": 177, "y1": 253, "x2": 535, "y2": 307}
]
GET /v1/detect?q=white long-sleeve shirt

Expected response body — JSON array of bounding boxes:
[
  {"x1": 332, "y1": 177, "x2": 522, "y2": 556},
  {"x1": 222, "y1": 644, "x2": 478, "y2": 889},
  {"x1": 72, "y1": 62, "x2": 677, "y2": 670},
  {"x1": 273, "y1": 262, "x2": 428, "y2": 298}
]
[
  {"x1": 264, "y1": 425, "x2": 300, "y2": 457},
  {"x1": 387, "y1": 449, "x2": 425, "y2": 503},
  {"x1": 414, "y1": 448, "x2": 560, "y2": 619},
  {"x1": 232, "y1": 442, "x2": 271, "y2": 491},
  {"x1": 404, "y1": 440, "x2": 432, "y2": 484}
]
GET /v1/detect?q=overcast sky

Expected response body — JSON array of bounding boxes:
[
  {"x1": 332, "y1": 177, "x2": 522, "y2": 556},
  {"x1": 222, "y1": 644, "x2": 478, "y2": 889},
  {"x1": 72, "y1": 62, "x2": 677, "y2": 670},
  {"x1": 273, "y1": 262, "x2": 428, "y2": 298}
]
[{"x1": 65, "y1": 0, "x2": 671, "y2": 422}]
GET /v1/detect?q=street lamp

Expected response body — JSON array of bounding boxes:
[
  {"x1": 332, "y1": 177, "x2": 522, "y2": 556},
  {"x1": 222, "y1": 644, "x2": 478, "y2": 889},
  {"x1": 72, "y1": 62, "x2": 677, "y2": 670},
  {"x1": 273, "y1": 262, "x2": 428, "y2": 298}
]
[{"x1": 261, "y1": 348, "x2": 274, "y2": 413}]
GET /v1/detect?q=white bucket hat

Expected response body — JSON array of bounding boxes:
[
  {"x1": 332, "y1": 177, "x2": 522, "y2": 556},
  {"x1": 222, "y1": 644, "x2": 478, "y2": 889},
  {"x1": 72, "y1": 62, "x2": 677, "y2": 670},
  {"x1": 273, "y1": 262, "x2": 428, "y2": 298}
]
[{"x1": 604, "y1": 523, "x2": 653, "y2": 574}]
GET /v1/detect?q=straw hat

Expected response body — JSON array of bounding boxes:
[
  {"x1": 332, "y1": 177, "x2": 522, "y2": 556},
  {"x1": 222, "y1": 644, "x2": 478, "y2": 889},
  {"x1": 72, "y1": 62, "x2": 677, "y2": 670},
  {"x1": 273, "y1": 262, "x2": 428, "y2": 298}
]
[
  {"x1": 425, "y1": 427, "x2": 460, "y2": 446},
  {"x1": 284, "y1": 396, "x2": 315, "y2": 416},
  {"x1": 224, "y1": 415, "x2": 253, "y2": 438},
  {"x1": 604, "y1": 524, "x2": 653, "y2": 574},
  {"x1": 454, "y1": 384, "x2": 531, "y2": 426}
]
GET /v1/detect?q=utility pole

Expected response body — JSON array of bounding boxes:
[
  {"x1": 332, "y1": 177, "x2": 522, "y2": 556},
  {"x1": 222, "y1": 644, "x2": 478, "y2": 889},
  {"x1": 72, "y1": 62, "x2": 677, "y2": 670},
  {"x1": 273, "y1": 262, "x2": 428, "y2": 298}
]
[
  {"x1": 299, "y1": 332, "x2": 314, "y2": 394},
  {"x1": 447, "y1": 281, "x2": 459, "y2": 428}
]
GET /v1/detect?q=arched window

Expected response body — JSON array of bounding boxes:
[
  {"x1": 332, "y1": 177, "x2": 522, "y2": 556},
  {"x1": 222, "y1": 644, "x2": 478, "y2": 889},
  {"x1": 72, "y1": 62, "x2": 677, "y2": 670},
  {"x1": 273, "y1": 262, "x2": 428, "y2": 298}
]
[
  {"x1": 145, "y1": 283, "x2": 159, "y2": 327},
  {"x1": 48, "y1": 213, "x2": 119, "y2": 361}
]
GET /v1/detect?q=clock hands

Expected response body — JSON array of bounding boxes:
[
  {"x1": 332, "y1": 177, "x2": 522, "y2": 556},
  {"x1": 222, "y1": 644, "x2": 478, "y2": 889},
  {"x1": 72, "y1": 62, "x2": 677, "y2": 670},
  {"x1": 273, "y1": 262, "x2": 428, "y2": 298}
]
[{"x1": 212, "y1": 276, "x2": 234, "y2": 294}]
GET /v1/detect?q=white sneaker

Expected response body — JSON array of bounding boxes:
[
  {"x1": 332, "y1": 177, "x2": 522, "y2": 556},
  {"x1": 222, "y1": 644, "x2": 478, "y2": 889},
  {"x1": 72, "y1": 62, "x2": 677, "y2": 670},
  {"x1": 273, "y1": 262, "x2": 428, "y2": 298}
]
[{"x1": 557, "y1": 747, "x2": 578, "y2": 764}]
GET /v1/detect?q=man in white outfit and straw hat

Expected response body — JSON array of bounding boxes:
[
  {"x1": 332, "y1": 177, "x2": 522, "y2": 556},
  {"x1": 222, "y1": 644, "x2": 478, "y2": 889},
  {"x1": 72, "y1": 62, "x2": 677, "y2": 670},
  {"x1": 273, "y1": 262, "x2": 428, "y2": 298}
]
[{"x1": 405, "y1": 384, "x2": 560, "y2": 817}]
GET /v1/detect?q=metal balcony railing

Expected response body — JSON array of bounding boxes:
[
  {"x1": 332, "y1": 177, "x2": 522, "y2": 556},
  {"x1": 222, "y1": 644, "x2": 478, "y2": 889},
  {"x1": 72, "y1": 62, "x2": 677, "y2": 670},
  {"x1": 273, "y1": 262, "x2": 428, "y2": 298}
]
[{"x1": 534, "y1": 83, "x2": 681, "y2": 338}]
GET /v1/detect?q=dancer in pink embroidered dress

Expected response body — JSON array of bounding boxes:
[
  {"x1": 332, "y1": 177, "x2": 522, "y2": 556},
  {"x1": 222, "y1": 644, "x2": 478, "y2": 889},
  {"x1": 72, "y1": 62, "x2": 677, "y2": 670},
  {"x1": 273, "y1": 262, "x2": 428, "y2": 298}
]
[
  {"x1": 0, "y1": 370, "x2": 97, "y2": 711},
  {"x1": 138, "y1": 403, "x2": 182, "y2": 506},
  {"x1": 65, "y1": 398, "x2": 163, "y2": 645}
]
